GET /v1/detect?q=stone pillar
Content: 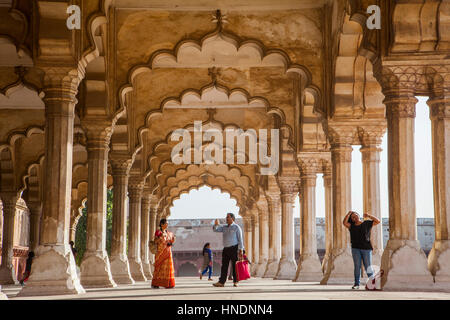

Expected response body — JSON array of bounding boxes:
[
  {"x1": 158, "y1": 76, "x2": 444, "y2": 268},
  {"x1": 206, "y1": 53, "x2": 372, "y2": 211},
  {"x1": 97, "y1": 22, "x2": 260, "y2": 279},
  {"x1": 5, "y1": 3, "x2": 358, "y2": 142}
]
[
  {"x1": 359, "y1": 127, "x2": 386, "y2": 267},
  {"x1": 149, "y1": 204, "x2": 158, "y2": 271},
  {"x1": 427, "y1": 89, "x2": 450, "y2": 288},
  {"x1": 256, "y1": 203, "x2": 269, "y2": 277},
  {"x1": 264, "y1": 194, "x2": 282, "y2": 278},
  {"x1": 251, "y1": 213, "x2": 260, "y2": 275},
  {"x1": 0, "y1": 193, "x2": 18, "y2": 284},
  {"x1": 275, "y1": 179, "x2": 298, "y2": 280},
  {"x1": 79, "y1": 124, "x2": 116, "y2": 288},
  {"x1": 380, "y1": 83, "x2": 433, "y2": 290},
  {"x1": 109, "y1": 156, "x2": 134, "y2": 284},
  {"x1": 27, "y1": 202, "x2": 42, "y2": 252},
  {"x1": 242, "y1": 216, "x2": 253, "y2": 263},
  {"x1": 321, "y1": 127, "x2": 354, "y2": 284},
  {"x1": 141, "y1": 192, "x2": 152, "y2": 280},
  {"x1": 295, "y1": 160, "x2": 323, "y2": 282},
  {"x1": 18, "y1": 72, "x2": 85, "y2": 296},
  {"x1": 321, "y1": 165, "x2": 333, "y2": 274},
  {"x1": 128, "y1": 181, "x2": 147, "y2": 281}
]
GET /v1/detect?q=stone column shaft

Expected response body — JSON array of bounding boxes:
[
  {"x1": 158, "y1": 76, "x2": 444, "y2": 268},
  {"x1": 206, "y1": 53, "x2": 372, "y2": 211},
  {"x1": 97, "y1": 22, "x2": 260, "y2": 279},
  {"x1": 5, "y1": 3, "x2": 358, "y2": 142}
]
[
  {"x1": 380, "y1": 90, "x2": 433, "y2": 290},
  {"x1": 109, "y1": 159, "x2": 134, "y2": 284},
  {"x1": 0, "y1": 194, "x2": 18, "y2": 284},
  {"x1": 275, "y1": 181, "x2": 298, "y2": 280},
  {"x1": 427, "y1": 95, "x2": 450, "y2": 287},
  {"x1": 321, "y1": 139, "x2": 354, "y2": 285},
  {"x1": 360, "y1": 138, "x2": 384, "y2": 266},
  {"x1": 251, "y1": 215, "x2": 260, "y2": 275},
  {"x1": 18, "y1": 80, "x2": 85, "y2": 296},
  {"x1": 243, "y1": 217, "x2": 253, "y2": 262},
  {"x1": 256, "y1": 209, "x2": 269, "y2": 277},
  {"x1": 321, "y1": 170, "x2": 333, "y2": 274},
  {"x1": 128, "y1": 184, "x2": 147, "y2": 281},
  {"x1": 27, "y1": 202, "x2": 42, "y2": 252},
  {"x1": 80, "y1": 131, "x2": 116, "y2": 288},
  {"x1": 149, "y1": 207, "x2": 158, "y2": 268},
  {"x1": 295, "y1": 171, "x2": 322, "y2": 282},
  {"x1": 141, "y1": 194, "x2": 152, "y2": 279},
  {"x1": 264, "y1": 196, "x2": 281, "y2": 278}
]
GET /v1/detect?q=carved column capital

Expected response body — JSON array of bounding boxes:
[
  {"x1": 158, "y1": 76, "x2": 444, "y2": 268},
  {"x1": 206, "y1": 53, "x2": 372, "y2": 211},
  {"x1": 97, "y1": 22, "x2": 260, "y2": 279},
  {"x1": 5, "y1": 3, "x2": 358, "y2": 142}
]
[
  {"x1": 357, "y1": 126, "x2": 387, "y2": 147},
  {"x1": 427, "y1": 98, "x2": 450, "y2": 120},
  {"x1": 81, "y1": 119, "x2": 114, "y2": 155},
  {"x1": 327, "y1": 126, "x2": 356, "y2": 147},
  {"x1": 299, "y1": 158, "x2": 319, "y2": 176},
  {"x1": 110, "y1": 155, "x2": 133, "y2": 176},
  {"x1": 128, "y1": 178, "x2": 144, "y2": 201},
  {"x1": 41, "y1": 67, "x2": 83, "y2": 110}
]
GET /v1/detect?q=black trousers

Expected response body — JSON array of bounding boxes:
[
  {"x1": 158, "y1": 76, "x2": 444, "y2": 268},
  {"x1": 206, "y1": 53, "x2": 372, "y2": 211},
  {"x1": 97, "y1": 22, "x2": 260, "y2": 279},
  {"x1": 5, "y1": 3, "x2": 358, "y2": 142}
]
[{"x1": 219, "y1": 244, "x2": 238, "y2": 284}]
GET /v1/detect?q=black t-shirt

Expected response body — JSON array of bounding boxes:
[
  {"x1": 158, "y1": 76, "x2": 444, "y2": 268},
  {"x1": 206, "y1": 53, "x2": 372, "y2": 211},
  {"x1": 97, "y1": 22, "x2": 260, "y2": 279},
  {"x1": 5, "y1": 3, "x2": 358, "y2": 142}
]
[{"x1": 349, "y1": 220, "x2": 374, "y2": 250}]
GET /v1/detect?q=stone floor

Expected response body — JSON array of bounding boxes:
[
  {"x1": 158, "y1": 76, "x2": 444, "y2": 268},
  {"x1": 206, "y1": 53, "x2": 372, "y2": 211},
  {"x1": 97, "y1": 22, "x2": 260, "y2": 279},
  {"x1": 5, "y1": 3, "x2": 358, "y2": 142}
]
[{"x1": 2, "y1": 277, "x2": 450, "y2": 300}]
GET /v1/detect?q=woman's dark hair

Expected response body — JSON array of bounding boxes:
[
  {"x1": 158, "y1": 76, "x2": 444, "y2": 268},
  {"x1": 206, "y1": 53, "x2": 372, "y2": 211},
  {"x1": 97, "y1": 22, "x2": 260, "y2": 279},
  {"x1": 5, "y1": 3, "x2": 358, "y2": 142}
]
[
  {"x1": 159, "y1": 218, "x2": 167, "y2": 231},
  {"x1": 28, "y1": 251, "x2": 35, "y2": 258},
  {"x1": 348, "y1": 211, "x2": 359, "y2": 225},
  {"x1": 203, "y1": 243, "x2": 210, "y2": 254}
]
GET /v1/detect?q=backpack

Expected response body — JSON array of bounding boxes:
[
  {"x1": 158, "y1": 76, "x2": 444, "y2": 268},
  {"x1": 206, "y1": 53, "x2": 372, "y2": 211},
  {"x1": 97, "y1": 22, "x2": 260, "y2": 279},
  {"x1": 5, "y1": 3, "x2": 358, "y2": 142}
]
[{"x1": 149, "y1": 239, "x2": 157, "y2": 254}]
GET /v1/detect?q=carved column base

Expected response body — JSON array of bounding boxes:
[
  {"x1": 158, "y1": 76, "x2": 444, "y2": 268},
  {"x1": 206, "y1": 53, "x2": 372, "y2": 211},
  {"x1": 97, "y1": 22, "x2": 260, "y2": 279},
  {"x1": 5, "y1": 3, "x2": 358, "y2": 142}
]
[
  {"x1": 0, "y1": 265, "x2": 15, "y2": 285},
  {"x1": 80, "y1": 252, "x2": 117, "y2": 288},
  {"x1": 109, "y1": 255, "x2": 134, "y2": 285},
  {"x1": 274, "y1": 258, "x2": 297, "y2": 280},
  {"x1": 256, "y1": 260, "x2": 268, "y2": 277},
  {"x1": 17, "y1": 245, "x2": 85, "y2": 296},
  {"x1": 320, "y1": 248, "x2": 354, "y2": 285},
  {"x1": 428, "y1": 240, "x2": 450, "y2": 289},
  {"x1": 129, "y1": 259, "x2": 147, "y2": 282},
  {"x1": 294, "y1": 253, "x2": 323, "y2": 282},
  {"x1": 142, "y1": 262, "x2": 153, "y2": 280},
  {"x1": 263, "y1": 259, "x2": 280, "y2": 278},
  {"x1": 381, "y1": 240, "x2": 434, "y2": 290}
]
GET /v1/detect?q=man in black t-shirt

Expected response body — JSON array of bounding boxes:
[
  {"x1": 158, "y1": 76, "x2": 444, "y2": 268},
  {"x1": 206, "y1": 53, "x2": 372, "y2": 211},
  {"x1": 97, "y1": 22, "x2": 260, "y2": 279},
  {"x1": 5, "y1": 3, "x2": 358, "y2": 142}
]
[{"x1": 343, "y1": 211, "x2": 381, "y2": 289}]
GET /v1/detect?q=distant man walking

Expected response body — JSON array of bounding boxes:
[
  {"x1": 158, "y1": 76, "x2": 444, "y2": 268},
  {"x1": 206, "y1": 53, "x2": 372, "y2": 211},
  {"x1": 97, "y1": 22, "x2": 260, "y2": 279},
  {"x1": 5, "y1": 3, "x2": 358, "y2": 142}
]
[{"x1": 212, "y1": 213, "x2": 244, "y2": 287}]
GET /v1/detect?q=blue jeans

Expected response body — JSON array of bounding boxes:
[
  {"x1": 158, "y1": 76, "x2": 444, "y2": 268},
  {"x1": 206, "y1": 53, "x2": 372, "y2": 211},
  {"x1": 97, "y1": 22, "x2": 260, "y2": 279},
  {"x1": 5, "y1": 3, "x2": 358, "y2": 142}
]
[
  {"x1": 201, "y1": 265, "x2": 212, "y2": 278},
  {"x1": 351, "y1": 248, "x2": 374, "y2": 286}
]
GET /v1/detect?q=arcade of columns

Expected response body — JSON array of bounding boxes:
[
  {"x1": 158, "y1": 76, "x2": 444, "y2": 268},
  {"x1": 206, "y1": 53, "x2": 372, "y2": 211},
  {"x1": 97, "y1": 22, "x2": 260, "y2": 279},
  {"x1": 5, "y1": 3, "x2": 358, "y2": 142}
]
[{"x1": 0, "y1": 1, "x2": 450, "y2": 298}]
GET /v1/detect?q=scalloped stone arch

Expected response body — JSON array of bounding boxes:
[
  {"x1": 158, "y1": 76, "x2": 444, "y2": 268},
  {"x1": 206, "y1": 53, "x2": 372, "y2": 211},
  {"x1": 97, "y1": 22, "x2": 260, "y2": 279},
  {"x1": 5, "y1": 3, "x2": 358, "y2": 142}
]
[
  {"x1": 160, "y1": 164, "x2": 251, "y2": 199},
  {"x1": 333, "y1": 14, "x2": 384, "y2": 118}
]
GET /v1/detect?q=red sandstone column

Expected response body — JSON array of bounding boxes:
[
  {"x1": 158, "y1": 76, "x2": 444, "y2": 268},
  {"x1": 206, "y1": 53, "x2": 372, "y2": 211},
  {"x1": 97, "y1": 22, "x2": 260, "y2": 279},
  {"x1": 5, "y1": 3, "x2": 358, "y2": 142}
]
[
  {"x1": 109, "y1": 155, "x2": 134, "y2": 284},
  {"x1": 380, "y1": 80, "x2": 433, "y2": 290},
  {"x1": 427, "y1": 86, "x2": 450, "y2": 289},
  {"x1": 19, "y1": 69, "x2": 85, "y2": 296},
  {"x1": 0, "y1": 193, "x2": 18, "y2": 284},
  {"x1": 79, "y1": 123, "x2": 116, "y2": 288},
  {"x1": 141, "y1": 192, "x2": 152, "y2": 280},
  {"x1": 359, "y1": 127, "x2": 386, "y2": 267},
  {"x1": 295, "y1": 160, "x2": 323, "y2": 282},
  {"x1": 275, "y1": 179, "x2": 298, "y2": 280},
  {"x1": 128, "y1": 180, "x2": 147, "y2": 281},
  {"x1": 321, "y1": 127, "x2": 354, "y2": 284},
  {"x1": 264, "y1": 194, "x2": 281, "y2": 278}
]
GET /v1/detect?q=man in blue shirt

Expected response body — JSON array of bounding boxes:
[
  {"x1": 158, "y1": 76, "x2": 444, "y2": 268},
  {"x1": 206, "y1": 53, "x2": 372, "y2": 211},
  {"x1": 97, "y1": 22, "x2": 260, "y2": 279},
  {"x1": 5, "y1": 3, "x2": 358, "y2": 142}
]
[{"x1": 212, "y1": 213, "x2": 244, "y2": 287}]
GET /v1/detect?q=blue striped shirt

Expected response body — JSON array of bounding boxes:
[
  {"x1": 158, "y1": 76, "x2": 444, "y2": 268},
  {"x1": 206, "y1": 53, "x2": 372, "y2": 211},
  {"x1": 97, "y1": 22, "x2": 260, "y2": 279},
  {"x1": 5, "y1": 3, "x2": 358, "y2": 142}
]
[{"x1": 213, "y1": 222, "x2": 244, "y2": 250}]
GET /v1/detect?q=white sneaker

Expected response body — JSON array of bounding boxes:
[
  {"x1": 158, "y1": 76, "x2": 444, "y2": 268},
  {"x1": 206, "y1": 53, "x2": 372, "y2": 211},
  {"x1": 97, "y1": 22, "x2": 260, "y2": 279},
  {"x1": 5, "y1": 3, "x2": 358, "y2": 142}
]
[{"x1": 351, "y1": 285, "x2": 360, "y2": 290}]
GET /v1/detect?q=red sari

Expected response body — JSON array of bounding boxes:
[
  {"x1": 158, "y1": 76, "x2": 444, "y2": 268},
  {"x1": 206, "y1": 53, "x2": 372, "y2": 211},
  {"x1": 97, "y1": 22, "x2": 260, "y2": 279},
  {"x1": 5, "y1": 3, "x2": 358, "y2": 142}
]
[{"x1": 151, "y1": 229, "x2": 176, "y2": 288}]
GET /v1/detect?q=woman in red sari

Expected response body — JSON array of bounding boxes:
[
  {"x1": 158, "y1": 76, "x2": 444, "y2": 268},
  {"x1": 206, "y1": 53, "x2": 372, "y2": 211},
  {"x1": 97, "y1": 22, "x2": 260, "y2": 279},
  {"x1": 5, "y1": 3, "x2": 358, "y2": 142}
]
[{"x1": 151, "y1": 218, "x2": 176, "y2": 288}]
